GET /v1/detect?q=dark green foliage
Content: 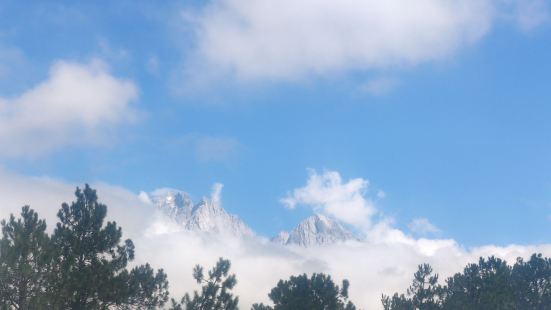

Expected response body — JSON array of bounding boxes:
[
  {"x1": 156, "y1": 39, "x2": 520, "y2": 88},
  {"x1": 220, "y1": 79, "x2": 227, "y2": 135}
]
[
  {"x1": 119, "y1": 264, "x2": 170, "y2": 309},
  {"x1": 255, "y1": 273, "x2": 356, "y2": 310},
  {"x1": 49, "y1": 185, "x2": 133, "y2": 308},
  {"x1": 382, "y1": 264, "x2": 441, "y2": 310},
  {"x1": 47, "y1": 184, "x2": 169, "y2": 309},
  {"x1": 171, "y1": 257, "x2": 239, "y2": 310},
  {"x1": 251, "y1": 303, "x2": 274, "y2": 310},
  {"x1": 0, "y1": 206, "x2": 51, "y2": 309},
  {"x1": 382, "y1": 293, "x2": 414, "y2": 310},
  {"x1": 511, "y1": 253, "x2": 551, "y2": 309},
  {"x1": 383, "y1": 254, "x2": 551, "y2": 310},
  {"x1": 408, "y1": 264, "x2": 442, "y2": 309},
  {"x1": 444, "y1": 256, "x2": 514, "y2": 310},
  {"x1": 0, "y1": 185, "x2": 168, "y2": 309}
]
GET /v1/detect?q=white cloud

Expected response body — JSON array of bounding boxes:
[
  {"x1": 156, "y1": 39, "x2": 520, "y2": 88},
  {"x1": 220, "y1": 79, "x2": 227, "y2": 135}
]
[
  {"x1": 408, "y1": 217, "x2": 441, "y2": 236},
  {"x1": 211, "y1": 182, "x2": 223, "y2": 208},
  {"x1": 89, "y1": 229, "x2": 551, "y2": 309},
  {"x1": 97, "y1": 39, "x2": 130, "y2": 63},
  {"x1": 0, "y1": 168, "x2": 153, "y2": 238},
  {"x1": 0, "y1": 59, "x2": 138, "y2": 158},
  {"x1": 182, "y1": 0, "x2": 549, "y2": 83},
  {"x1": 281, "y1": 170, "x2": 376, "y2": 230},
  {"x1": 187, "y1": 0, "x2": 495, "y2": 81},
  {"x1": 1, "y1": 169, "x2": 551, "y2": 309}
]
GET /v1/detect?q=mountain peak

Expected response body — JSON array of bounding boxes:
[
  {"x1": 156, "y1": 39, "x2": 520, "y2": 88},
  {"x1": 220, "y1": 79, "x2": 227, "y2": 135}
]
[
  {"x1": 274, "y1": 214, "x2": 357, "y2": 247},
  {"x1": 146, "y1": 186, "x2": 356, "y2": 246},
  {"x1": 149, "y1": 187, "x2": 254, "y2": 238}
]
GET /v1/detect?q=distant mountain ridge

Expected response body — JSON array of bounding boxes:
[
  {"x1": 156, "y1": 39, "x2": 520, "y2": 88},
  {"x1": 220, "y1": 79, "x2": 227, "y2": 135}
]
[{"x1": 144, "y1": 188, "x2": 357, "y2": 247}]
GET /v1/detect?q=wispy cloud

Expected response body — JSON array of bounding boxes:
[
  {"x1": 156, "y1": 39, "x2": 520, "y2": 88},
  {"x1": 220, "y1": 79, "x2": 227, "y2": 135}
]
[
  {"x1": 361, "y1": 77, "x2": 400, "y2": 96},
  {"x1": 505, "y1": 0, "x2": 550, "y2": 31},
  {"x1": 408, "y1": 217, "x2": 441, "y2": 236},
  {"x1": 146, "y1": 55, "x2": 160, "y2": 76},
  {"x1": 171, "y1": 134, "x2": 242, "y2": 163}
]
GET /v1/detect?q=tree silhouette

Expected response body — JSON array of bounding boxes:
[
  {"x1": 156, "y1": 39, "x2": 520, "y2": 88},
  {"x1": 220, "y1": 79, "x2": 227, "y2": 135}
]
[
  {"x1": 0, "y1": 206, "x2": 51, "y2": 309},
  {"x1": 48, "y1": 184, "x2": 168, "y2": 309},
  {"x1": 171, "y1": 257, "x2": 239, "y2": 310},
  {"x1": 254, "y1": 273, "x2": 356, "y2": 310},
  {"x1": 444, "y1": 256, "x2": 514, "y2": 310},
  {"x1": 383, "y1": 254, "x2": 551, "y2": 310},
  {"x1": 511, "y1": 253, "x2": 551, "y2": 309}
]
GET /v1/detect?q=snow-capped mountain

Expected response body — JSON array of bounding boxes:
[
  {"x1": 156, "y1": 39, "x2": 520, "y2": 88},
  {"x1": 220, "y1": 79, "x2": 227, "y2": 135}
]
[
  {"x1": 272, "y1": 214, "x2": 357, "y2": 247},
  {"x1": 146, "y1": 187, "x2": 254, "y2": 238}
]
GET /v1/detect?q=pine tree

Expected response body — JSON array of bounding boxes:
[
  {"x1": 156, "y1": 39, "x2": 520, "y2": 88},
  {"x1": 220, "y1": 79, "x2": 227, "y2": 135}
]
[
  {"x1": 381, "y1": 293, "x2": 414, "y2": 310},
  {"x1": 383, "y1": 255, "x2": 537, "y2": 310},
  {"x1": 256, "y1": 273, "x2": 356, "y2": 310},
  {"x1": 171, "y1": 257, "x2": 239, "y2": 310},
  {"x1": 407, "y1": 264, "x2": 442, "y2": 309},
  {"x1": 122, "y1": 263, "x2": 170, "y2": 309},
  {"x1": 49, "y1": 184, "x2": 168, "y2": 309},
  {"x1": 444, "y1": 256, "x2": 514, "y2": 310},
  {"x1": 510, "y1": 253, "x2": 551, "y2": 309},
  {"x1": 0, "y1": 206, "x2": 51, "y2": 309},
  {"x1": 251, "y1": 303, "x2": 273, "y2": 310}
]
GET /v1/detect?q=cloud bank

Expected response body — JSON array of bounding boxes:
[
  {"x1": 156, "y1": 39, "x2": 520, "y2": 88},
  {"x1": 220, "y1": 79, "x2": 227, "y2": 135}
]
[
  {"x1": 1, "y1": 169, "x2": 551, "y2": 309},
  {"x1": 0, "y1": 59, "x2": 138, "y2": 158}
]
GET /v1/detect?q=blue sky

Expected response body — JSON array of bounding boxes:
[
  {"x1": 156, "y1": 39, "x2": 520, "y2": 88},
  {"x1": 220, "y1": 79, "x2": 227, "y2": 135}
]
[{"x1": 1, "y1": 0, "x2": 551, "y2": 247}]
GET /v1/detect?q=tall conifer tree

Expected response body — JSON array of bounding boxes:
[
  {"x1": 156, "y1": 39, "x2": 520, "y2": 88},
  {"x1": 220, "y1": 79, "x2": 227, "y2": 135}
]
[
  {"x1": 0, "y1": 206, "x2": 51, "y2": 309},
  {"x1": 49, "y1": 184, "x2": 168, "y2": 309}
]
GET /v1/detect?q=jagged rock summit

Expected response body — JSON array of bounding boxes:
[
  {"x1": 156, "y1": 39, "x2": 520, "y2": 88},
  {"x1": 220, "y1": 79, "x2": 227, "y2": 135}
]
[
  {"x1": 146, "y1": 185, "x2": 254, "y2": 238},
  {"x1": 142, "y1": 185, "x2": 357, "y2": 246},
  {"x1": 272, "y1": 214, "x2": 357, "y2": 247}
]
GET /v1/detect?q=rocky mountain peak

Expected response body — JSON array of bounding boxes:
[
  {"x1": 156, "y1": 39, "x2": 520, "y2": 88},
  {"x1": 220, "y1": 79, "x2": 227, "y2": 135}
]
[
  {"x1": 273, "y1": 214, "x2": 357, "y2": 247},
  {"x1": 147, "y1": 187, "x2": 254, "y2": 238}
]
